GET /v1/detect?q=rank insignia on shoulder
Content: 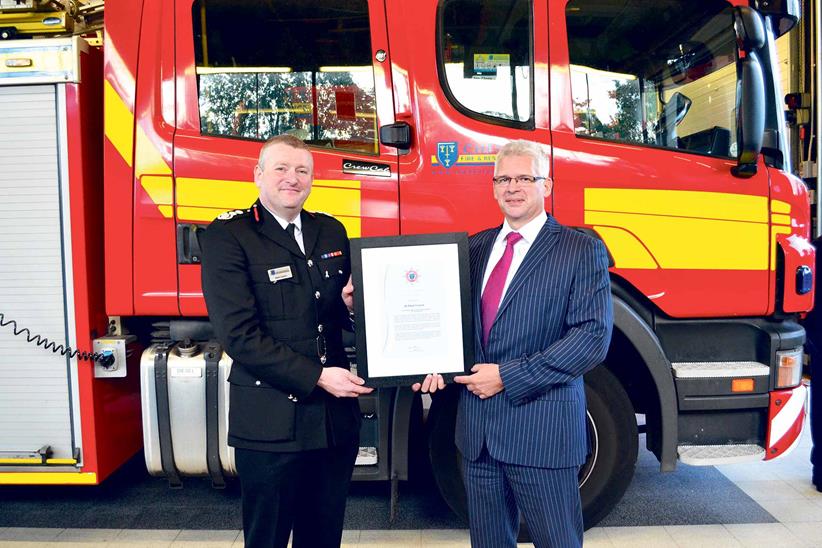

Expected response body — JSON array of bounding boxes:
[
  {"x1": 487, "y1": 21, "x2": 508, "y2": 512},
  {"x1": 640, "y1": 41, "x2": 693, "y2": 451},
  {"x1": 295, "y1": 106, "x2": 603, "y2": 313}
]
[
  {"x1": 320, "y1": 250, "x2": 343, "y2": 259},
  {"x1": 216, "y1": 209, "x2": 247, "y2": 221}
]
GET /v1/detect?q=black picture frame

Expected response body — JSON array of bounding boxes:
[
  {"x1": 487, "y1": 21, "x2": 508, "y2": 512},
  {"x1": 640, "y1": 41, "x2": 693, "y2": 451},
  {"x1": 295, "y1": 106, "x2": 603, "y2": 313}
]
[{"x1": 350, "y1": 232, "x2": 474, "y2": 387}]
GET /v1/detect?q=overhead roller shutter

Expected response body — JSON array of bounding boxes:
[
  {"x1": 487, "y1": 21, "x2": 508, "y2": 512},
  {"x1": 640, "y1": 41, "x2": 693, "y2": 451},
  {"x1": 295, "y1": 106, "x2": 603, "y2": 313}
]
[{"x1": 0, "y1": 85, "x2": 78, "y2": 463}]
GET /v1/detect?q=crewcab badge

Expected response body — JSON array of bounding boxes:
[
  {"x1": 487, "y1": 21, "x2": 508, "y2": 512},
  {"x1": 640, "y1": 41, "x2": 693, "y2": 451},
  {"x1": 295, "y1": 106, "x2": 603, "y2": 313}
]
[
  {"x1": 268, "y1": 266, "x2": 293, "y2": 283},
  {"x1": 342, "y1": 159, "x2": 391, "y2": 178}
]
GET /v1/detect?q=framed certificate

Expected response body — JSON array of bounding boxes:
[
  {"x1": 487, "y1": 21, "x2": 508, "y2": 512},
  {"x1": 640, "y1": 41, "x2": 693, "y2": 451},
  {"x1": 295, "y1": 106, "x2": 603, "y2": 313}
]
[{"x1": 350, "y1": 233, "x2": 474, "y2": 387}]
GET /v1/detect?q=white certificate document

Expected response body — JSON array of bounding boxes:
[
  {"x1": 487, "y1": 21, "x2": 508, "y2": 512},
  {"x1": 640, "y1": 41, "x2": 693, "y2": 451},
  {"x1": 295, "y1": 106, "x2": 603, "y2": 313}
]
[{"x1": 361, "y1": 243, "x2": 466, "y2": 378}]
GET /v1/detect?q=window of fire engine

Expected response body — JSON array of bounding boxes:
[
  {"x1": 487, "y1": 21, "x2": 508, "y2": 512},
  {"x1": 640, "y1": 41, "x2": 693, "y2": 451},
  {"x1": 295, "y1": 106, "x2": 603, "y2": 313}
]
[
  {"x1": 192, "y1": 0, "x2": 378, "y2": 154},
  {"x1": 438, "y1": 0, "x2": 533, "y2": 125},
  {"x1": 566, "y1": 0, "x2": 738, "y2": 158}
]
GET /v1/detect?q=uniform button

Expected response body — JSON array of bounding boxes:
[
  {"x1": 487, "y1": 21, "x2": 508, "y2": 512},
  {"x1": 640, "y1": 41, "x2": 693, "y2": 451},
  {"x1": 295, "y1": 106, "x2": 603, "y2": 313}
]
[
  {"x1": 338, "y1": 269, "x2": 343, "y2": 275},
  {"x1": 255, "y1": 380, "x2": 261, "y2": 386},
  {"x1": 318, "y1": 324, "x2": 324, "y2": 333},
  {"x1": 307, "y1": 259, "x2": 314, "y2": 267},
  {"x1": 315, "y1": 291, "x2": 321, "y2": 299}
]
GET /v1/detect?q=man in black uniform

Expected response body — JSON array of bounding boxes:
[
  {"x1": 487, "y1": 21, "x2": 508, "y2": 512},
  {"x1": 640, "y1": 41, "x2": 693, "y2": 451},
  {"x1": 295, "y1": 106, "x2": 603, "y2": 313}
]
[{"x1": 200, "y1": 134, "x2": 372, "y2": 547}]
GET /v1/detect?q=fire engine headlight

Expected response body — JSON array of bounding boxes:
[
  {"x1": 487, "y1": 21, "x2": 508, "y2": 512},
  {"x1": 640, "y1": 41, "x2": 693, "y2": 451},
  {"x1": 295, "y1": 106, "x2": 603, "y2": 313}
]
[{"x1": 775, "y1": 348, "x2": 803, "y2": 388}]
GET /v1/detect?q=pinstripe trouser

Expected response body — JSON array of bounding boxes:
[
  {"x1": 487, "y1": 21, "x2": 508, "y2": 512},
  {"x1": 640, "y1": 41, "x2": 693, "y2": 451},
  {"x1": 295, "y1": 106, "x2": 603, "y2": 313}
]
[{"x1": 462, "y1": 448, "x2": 583, "y2": 548}]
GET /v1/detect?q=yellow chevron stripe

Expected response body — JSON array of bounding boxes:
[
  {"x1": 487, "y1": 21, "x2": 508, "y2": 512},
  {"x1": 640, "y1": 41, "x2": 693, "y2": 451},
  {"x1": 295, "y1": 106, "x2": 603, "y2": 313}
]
[
  {"x1": 135, "y1": 127, "x2": 172, "y2": 177},
  {"x1": 592, "y1": 226, "x2": 658, "y2": 269},
  {"x1": 141, "y1": 175, "x2": 173, "y2": 205},
  {"x1": 0, "y1": 472, "x2": 97, "y2": 485},
  {"x1": 174, "y1": 178, "x2": 363, "y2": 236},
  {"x1": 771, "y1": 200, "x2": 791, "y2": 214},
  {"x1": 103, "y1": 80, "x2": 134, "y2": 168},
  {"x1": 585, "y1": 188, "x2": 768, "y2": 223},
  {"x1": 771, "y1": 226, "x2": 792, "y2": 270},
  {"x1": 177, "y1": 178, "x2": 257, "y2": 210},
  {"x1": 304, "y1": 187, "x2": 361, "y2": 218},
  {"x1": 585, "y1": 189, "x2": 771, "y2": 271},
  {"x1": 586, "y1": 210, "x2": 768, "y2": 270},
  {"x1": 771, "y1": 214, "x2": 791, "y2": 226}
]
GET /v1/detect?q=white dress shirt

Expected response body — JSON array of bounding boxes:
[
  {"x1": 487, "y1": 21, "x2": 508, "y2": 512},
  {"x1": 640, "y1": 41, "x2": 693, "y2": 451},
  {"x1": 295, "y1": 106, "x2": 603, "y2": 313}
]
[
  {"x1": 263, "y1": 205, "x2": 305, "y2": 254},
  {"x1": 481, "y1": 211, "x2": 548, "y2": 301}
]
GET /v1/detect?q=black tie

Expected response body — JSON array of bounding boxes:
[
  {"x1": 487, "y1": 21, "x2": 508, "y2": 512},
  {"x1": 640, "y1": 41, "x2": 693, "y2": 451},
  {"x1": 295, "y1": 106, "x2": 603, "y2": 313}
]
[{"x1": 286, "y1": 223, "x2": 297, "y2": 241}]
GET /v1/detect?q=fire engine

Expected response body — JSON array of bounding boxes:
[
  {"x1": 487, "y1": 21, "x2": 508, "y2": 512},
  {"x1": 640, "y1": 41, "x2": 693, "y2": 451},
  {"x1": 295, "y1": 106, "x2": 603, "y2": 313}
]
[{"x1": 0, "y1": 0, "x2": 813, "y2": 531}]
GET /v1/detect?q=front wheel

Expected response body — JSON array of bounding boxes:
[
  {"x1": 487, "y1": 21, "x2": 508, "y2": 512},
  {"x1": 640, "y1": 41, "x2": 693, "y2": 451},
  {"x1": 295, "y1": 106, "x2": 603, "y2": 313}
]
[
  {"x1": 578, "y1": 365, "x2": 638, "y2": 528},
  {"x1": 427, "y1": 366, "x2": 638, "y2": 539}
]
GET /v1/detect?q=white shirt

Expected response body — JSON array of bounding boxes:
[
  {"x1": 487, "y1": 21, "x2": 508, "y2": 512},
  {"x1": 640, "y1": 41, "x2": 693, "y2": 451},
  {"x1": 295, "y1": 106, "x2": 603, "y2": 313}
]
[
  {"x1": 480, "y1": 211, "x2": 548, "y2": 301},
  {"x1": 263, "y1": 205, "x2": 305, "y2": 254}
]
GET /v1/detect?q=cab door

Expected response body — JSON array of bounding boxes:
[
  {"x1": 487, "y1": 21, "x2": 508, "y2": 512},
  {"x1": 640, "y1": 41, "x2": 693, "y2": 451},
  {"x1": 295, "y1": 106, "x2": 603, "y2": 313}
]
[
  {"x1": 385, "y1": 0, "x2": 551, "y2": 235},
  {"x1": 549, "y1": 0, "x2": 773, "y2": 317},
  {"x1": 173, "y1": 0, "x2": 399, "y2": 315}
]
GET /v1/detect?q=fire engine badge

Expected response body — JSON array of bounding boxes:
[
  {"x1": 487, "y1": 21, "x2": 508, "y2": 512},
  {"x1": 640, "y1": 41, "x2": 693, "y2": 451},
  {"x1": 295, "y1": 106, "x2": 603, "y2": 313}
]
[{"x1": 436, "y1": 141, "x2": 458, "y2": 169}]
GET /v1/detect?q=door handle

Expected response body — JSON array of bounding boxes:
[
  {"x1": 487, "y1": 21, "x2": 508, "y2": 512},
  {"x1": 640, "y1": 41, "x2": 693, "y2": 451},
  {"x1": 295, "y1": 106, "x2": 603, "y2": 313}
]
[
  {"x1": 176, "y1": 223, "x2": 205, "y2": 264},
  {"x1": 379, "y1": 122, "x2": 412, "y2": 152}
]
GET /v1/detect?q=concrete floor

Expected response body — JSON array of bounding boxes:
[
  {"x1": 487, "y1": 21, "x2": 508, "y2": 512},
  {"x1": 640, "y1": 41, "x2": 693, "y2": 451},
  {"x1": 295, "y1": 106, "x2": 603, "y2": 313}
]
[{"x1": 0, "y1": 426, "x2": 819, "y2": 547}]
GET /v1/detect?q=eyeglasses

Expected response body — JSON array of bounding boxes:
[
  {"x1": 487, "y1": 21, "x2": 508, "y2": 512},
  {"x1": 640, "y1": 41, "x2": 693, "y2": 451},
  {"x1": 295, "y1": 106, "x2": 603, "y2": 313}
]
[{"x1": 492, "y1": 175, "x2": 546, "y2": 186}]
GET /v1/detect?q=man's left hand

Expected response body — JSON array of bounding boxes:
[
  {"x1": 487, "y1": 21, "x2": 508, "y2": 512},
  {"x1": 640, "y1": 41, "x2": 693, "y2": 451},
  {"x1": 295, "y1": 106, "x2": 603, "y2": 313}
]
[{"x1": 454, "y1": 363, "x2": 503, "y2": 399}]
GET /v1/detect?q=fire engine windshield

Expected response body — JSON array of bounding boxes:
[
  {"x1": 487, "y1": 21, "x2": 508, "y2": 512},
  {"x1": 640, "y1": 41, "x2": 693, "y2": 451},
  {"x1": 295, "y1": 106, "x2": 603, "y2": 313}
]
[
  {"x1": 192, "y1": 0, "x2": 378, "y2": 154},
  {"x1": 566, "y1": 0, "x2": 739, "y2": 158}
]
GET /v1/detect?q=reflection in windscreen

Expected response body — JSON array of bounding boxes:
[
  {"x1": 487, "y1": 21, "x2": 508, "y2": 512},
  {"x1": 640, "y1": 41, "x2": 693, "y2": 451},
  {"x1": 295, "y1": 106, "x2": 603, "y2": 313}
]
[
  {"x1": 567, "y1": 0, "x2": 738, "y2": 158},
  {"x1": 192, "y1": 0, "x2": 378, "y2": 154}
]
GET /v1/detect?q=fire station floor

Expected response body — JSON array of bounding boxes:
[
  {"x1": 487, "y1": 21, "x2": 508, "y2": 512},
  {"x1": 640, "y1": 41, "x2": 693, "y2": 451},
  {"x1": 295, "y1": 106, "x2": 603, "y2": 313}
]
[{"x1": 0, "y1": 424, "x2": 820, "y2": 547}]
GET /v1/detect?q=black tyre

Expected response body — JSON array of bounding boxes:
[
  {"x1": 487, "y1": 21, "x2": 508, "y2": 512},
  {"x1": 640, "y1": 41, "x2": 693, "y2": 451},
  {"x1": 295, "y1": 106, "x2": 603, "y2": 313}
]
[
  {"x1": 427, "y1": 385, "x2": 467, "y2": 522},
  {"x1": 578, "y1": 365, "x2": 638, "y2": 528},
  {"x1": 427, "y1": 366, "x2": 638, "y2": 539}
]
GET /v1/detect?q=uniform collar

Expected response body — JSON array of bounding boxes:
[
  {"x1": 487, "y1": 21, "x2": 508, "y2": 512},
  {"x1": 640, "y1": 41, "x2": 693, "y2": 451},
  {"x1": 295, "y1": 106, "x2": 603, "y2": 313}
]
[
  {"x1": 255, "y1": 200, "x2": 305, "y2": 257},
  {"x1": 261, "y1": 202, "x2": 303, "y2": 234}
]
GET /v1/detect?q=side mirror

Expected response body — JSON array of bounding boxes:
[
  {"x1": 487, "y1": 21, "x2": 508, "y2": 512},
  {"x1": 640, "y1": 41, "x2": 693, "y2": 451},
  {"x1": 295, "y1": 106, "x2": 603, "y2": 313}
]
[
  {"x1": 731, "y1": 8, "x2": 766, "y2": 178},
  {"x1": 734, "y1": 7, "x2": 766, "y2": 51}
]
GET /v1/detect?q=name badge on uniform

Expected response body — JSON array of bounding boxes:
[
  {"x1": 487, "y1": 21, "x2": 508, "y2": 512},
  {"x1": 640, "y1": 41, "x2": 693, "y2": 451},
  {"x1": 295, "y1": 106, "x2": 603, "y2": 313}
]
[{"x1": 268, "y1": 266, "x2": 293, "y2": 283}]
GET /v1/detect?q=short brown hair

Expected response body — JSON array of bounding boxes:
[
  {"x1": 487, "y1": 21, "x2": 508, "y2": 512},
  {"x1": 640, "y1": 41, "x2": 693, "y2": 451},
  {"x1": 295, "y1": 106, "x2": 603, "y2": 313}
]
[{"x1": 257, "y1": 134, "x2": 311, "y2": 168}]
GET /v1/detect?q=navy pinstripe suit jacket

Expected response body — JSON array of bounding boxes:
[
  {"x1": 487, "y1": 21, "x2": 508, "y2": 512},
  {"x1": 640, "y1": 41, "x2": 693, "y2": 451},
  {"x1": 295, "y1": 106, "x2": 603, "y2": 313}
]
[{"x1": 455, "y1": 215, "x2": 613, "y2": 468}]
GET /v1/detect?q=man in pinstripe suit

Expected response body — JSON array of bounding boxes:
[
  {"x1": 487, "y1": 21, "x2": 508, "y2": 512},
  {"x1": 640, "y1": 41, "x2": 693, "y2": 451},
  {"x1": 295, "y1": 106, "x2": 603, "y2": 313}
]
[{"x1": 417, "y1": 139, "x2": 612, "y2": 547}]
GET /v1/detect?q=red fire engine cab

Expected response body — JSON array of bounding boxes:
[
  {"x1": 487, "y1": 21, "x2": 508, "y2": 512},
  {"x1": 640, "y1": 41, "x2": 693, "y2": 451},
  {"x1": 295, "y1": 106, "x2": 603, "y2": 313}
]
[{"x1": 0, "y1": 0, "x2": 811, "y2": 529}]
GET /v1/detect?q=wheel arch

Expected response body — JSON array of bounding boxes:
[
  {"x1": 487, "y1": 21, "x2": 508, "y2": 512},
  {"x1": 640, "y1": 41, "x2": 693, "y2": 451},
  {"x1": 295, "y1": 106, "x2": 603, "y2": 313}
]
[{"x1": 606, "y1": 292, "x2": 678, "y2": 472}]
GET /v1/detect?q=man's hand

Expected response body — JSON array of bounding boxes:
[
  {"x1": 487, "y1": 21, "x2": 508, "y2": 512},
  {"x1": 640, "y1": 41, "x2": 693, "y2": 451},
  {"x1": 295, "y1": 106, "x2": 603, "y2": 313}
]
[
  {"x1": 411, "y1": 373, "x2": 445, "y2": 394},
  {"x1": 317, "y1": 367, "x2": 373, "y2": 398},
  {"x1": 342, "y1": 276, "x2": 354, "y2": 314},
  {"x1": 454, "y1": 363, "x2": 503, "y2": 399}
]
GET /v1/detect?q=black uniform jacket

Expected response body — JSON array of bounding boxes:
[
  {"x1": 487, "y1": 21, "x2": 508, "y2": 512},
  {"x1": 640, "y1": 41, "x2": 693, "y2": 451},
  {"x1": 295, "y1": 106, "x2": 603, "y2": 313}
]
[{"x1": 200, "y1": 200, "x2": 360, "y2": 452}]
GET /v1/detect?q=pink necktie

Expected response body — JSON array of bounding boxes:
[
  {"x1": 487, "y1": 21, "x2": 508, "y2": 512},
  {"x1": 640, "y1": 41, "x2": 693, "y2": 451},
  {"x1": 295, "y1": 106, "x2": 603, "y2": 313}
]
[{"x1": 481, "y1": 231, "x2": 523, "y2": 347}]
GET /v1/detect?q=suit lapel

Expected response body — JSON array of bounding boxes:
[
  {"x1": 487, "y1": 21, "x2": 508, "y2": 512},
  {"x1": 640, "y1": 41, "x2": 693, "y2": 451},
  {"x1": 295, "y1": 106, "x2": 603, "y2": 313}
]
[
  {"x1": 495, "y1": 216, "x2": 561, "y2": 320},
  {"x1": 255, "y1": 200, "x2": 305, "y2": 258}
]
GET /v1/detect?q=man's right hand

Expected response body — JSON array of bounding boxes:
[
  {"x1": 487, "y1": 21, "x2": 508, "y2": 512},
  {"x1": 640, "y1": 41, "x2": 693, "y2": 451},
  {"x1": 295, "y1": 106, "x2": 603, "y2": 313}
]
[
  {"x1": 411, "y1": 373, "x2": 445, "y2": 394},
  {"x1": 317, "y1": 367, "x2": 373, "y2": 398}
]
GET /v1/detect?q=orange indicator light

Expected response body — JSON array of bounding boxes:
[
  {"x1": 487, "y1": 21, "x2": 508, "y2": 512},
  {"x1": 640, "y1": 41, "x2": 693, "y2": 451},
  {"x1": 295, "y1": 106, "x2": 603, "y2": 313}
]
[{"x1": 731, "y1": 378, "x2": 755, "y2": 392}]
